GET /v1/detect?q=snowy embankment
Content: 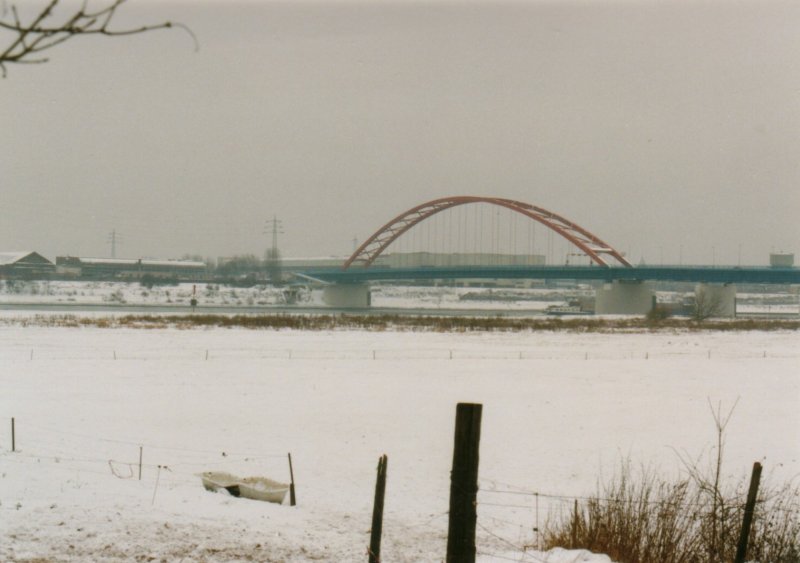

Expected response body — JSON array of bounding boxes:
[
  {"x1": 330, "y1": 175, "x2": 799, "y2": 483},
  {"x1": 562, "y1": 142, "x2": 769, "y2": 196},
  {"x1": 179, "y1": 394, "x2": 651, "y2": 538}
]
[
  {"x1": 2, "y1": 279, "x2": 798, "y2": 315},
  {"x1": 1, "y1": 324, "x2": 798, "y2": 562}
]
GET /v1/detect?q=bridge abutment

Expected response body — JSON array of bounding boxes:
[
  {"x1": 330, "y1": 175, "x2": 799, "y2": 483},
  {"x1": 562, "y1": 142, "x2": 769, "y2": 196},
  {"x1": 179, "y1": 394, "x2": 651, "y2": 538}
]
[
  {"x1": 322, "y1": 283, "x2": 371, "y2": 308},
  {"x1": 694, "y1": 283, "x2": 736, "y2": 318},
  {"x1": 594, "y1": 280, "x2": 655, "y2": 315}
]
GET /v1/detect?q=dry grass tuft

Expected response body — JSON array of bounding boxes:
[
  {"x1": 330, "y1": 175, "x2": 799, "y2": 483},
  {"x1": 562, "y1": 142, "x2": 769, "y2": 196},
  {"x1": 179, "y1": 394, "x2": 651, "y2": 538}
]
[
  {"x1": 6, "y1": 314, "x2": 798, "y2": 333},
  {"x1": 543, "y1": 464, "x2": 800, "y2": 563},
  {"x1": 543, "y1": 404, "x2": 800, "y2": 563}
]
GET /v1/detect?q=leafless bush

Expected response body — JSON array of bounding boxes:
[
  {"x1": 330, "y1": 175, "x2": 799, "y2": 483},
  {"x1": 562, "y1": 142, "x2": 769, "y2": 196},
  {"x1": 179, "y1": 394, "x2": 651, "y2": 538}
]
[
  {"x1": 645, "y1": 304, "x2": 672, "y2": 325},
  {"x1": 691, "y1": 286, "x2": 725, "y2": 321},
  {"x1": 543, "y1": 402, "x2": 800, "y2": 562}
]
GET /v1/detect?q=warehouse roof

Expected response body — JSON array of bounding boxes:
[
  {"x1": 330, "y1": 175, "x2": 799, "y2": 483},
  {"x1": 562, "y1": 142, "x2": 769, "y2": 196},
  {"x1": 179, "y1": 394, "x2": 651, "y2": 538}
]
[
  {"x1": 77, "y1": 257, "x2": 206, "y2": 267},
  {"x1": 0, "y1": 251, "x2": 53, "y2": 266}
]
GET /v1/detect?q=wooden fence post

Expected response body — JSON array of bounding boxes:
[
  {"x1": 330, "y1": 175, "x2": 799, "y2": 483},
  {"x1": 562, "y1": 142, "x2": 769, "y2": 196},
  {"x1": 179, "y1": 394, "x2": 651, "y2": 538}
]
[
  {"x1": 368, "y1": 454, "x2": 388, "y2": 563},
  {"x1": 734, "y1": 461, "x2": 762, "y2": 563},
  {"x1": 11, "y1": 417, "x2": 15, "y2": 452},
  {"x1": 446, "y1": 403, "x2": 482, "y2": 563},
  {"x1": 571, "y1": 499, "x2": 579, "y2": 548},
  {"x1": 288, "y1": 453, "x2": 297, "y2": 506}
]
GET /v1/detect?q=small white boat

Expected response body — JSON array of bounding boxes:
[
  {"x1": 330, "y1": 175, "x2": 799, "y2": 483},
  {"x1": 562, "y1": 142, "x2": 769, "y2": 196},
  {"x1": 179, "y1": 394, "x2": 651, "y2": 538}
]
[{"x1": 200, "y1": 471, "x2": 289, "y2": 504}]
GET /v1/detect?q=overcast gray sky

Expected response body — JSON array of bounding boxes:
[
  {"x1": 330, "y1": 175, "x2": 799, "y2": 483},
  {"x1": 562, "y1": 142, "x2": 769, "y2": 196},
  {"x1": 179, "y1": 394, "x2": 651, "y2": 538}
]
[{"x1": 2, "y1": 0, "x2": 798, "y2": 265}]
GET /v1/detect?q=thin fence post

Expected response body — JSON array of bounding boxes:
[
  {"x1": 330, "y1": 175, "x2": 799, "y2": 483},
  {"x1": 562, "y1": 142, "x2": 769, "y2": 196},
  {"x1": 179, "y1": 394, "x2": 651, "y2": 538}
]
[
  {"x1": 368, "y1": 454, "x2": 388, "y2": 563},
  {"x1": 446, "y1": 402, "x2": 482, "y2": 563},
  {"x1": 288, "y1": 453, "x2": 297, "y2": 506},
  {"x1": 138, "y1": 446, "x2": 143, "y2": 480},
  {"x1": 734, "y1": 462, "x2": 763, "y2": 563},
  {"x1": 11, "y1": 417, "x2": 15, "y2": 452},
  {"x1": 571, "y1": 499, "x2": 579, "y2": 548},
  {"x1": 534, "y1": 492, "x2": 540, "y2": 550},
  {"x1": 151, "y1": 465, "x2": 162, "y2": 505}
]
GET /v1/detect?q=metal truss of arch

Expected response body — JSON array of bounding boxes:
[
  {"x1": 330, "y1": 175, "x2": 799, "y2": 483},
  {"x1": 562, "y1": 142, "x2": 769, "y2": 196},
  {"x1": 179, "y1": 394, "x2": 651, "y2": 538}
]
[{"x1": 343, "y1": 196, "x2": 633, "y2": 269}]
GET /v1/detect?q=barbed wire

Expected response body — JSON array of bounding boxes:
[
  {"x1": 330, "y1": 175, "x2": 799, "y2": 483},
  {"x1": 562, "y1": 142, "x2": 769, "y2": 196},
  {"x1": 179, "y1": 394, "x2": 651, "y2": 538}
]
[
  {"x1": 480, "y1": 501, "x2": 538, "y2": 510},
  {"x1": 477, "y1": 476, "x2": 793, "y2": 511},
  {"x1": 0, "y1": 451, "x2": 273, "y2": 483},
  {"x1": 476, "y1": 521, "x2": 548, "y2": 562},
  {"x1": 7, "y1": 439, "x2": 270, "y2": 469},
  {"x1": 478, "y1": 486, "x2": 756, "y2": 511},
  {"x1": 481, "y1": 513, "x2": 534, "y2": 530},
  {"x1": 21, "y1": 422, "x2": 287, "y2": 458},
  {"x1": 9, "y1": 450, "x2": 789, "y2": 521},
  {"x1": 3, "y1": 442, "x2": 796, "y2": 511}
]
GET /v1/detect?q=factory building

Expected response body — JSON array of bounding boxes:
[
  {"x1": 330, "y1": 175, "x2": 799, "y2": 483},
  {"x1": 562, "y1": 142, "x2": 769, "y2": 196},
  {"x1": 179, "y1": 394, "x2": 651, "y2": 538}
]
[
  {"x1": 55, "y1": 256, "x2": 208, "y2": 281},
  {"x1": 373, "y1": 252, "x2": 546, "y2": 268},
  {"x1": 0, "y1": 251, "x2": 55, "y2": 278},
  {"x1": 770, "y1": 253, "x2": 794, "y2": 268}
]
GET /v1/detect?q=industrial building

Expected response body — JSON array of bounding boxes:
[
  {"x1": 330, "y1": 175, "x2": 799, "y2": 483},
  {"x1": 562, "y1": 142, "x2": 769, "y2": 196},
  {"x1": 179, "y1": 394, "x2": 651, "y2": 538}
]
[
  {"x1": 0, "y1": 251, "x2": 55, "y2": 278},
  {"x1": 55, "y1": 256, "x2": 208, "y2": 281},
  {"x1": 374, "y1": 252, "x2": 546, "y2": 268},
  {"x1": 770, "y1": 253, "x2": 795, "y2": 268}
]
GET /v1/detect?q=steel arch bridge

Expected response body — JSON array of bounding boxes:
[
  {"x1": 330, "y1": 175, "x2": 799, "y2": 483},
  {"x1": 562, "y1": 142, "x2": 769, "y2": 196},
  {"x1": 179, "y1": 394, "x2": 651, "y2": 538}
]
[{"x1": 343, "y1": 196, "x2": 633, "y2": 269}]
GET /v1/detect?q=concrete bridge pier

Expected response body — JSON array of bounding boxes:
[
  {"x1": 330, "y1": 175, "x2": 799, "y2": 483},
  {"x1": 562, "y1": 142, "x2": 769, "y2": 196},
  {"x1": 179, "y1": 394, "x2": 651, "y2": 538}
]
[
  {"x1": 694, "y1": 283, "x2": 736, "y2": 318},
  {"x1": 594, "y1": 280, "x2": 655, "y2": 315},
  {"x1": 322, "y1": 283, "x2": 371, "y2": 308}
]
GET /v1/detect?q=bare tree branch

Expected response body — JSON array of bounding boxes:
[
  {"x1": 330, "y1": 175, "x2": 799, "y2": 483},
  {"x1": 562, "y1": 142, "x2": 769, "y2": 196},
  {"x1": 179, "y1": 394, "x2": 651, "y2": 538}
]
[{"x1": 0, "y1": 0, "x2": 196, "y2": 77}]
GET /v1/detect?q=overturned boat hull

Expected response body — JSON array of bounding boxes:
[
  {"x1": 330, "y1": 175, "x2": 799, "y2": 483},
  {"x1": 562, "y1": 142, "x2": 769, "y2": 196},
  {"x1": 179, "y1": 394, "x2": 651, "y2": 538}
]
[{"x1": 200, "y1": 471, "x2": 289, "y2": 504}]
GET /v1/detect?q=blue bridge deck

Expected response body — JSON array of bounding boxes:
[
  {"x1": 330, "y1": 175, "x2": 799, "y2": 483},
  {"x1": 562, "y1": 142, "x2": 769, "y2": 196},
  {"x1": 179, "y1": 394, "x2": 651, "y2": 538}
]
[{"x1": 302, "y1": 265, "x2": 800, "y2": 285}]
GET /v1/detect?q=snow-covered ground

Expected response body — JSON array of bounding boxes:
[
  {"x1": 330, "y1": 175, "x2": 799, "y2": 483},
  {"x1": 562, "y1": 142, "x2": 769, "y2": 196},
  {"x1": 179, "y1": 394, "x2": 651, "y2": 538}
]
[
  {"x1": 1, "y1": 280, "x2": 588, "y2": 311},
  {"x1": 0, "y1": 280, "x2": 294, "y2": 308},
  {"x1": 1, "y1": 321, "x2": 798, "y2": 562},
  {"x1": 2, "y1": 279, "x2": 798, "y2": 314}
]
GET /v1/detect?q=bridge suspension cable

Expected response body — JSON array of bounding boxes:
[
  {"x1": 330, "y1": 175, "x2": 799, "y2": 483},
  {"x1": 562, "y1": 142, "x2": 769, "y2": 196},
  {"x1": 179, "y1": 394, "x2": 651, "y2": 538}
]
[{"x1": 343, "y1": 196, "x2": 632, "y2": 269}]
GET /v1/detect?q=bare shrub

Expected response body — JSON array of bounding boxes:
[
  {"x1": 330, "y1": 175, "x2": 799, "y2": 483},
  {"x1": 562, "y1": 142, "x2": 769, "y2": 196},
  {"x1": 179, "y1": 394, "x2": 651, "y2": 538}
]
[
  {"x1": 645, "y1": 305, "x2": 671, "y2": 325},
  {"x1": 543, "y1": 402, "x2": 800, "y2": 562},
  {"x1": 692, "y1": 286, "x2": 725, "y2": 321}
]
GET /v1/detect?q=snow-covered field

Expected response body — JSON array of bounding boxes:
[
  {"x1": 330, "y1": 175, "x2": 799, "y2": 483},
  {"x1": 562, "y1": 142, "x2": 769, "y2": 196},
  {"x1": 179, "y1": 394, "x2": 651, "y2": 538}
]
[
  {"x1": 0, "y1": 280, "x2": 294, "y2": 308},
  {"x1": 0, "y1": 279, "x2": 592, "y2": 312},
  {"x1": 1, "y1": 320, "x2": 798, "y2": 562},
  {"x1": 2, "y1": 279, "x2": 798, "y2": 315}
]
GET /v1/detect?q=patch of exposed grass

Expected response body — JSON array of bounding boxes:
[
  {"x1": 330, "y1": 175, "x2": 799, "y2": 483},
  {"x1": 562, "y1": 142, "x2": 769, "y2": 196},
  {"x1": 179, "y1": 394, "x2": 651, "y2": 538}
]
[{"x1": 3, "y1": 314, "x2": 797, "y2": 333}]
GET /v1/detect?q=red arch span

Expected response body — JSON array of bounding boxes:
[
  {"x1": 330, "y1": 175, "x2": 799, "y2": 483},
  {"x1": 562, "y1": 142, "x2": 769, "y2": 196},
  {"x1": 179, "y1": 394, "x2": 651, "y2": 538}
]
[{"x1": 343, "y1": 196, "x2": 632, "y2": 269}]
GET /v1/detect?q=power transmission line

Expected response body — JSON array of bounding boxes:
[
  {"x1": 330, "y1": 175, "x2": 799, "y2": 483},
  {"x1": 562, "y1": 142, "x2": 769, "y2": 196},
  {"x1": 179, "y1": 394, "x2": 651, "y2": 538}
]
[
  {"x1": 263, "y1": 216, "x2": 284, "y2": 255},
  {"x1": 107, "y1": 229, "x2": 123, "y2": 258}
]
